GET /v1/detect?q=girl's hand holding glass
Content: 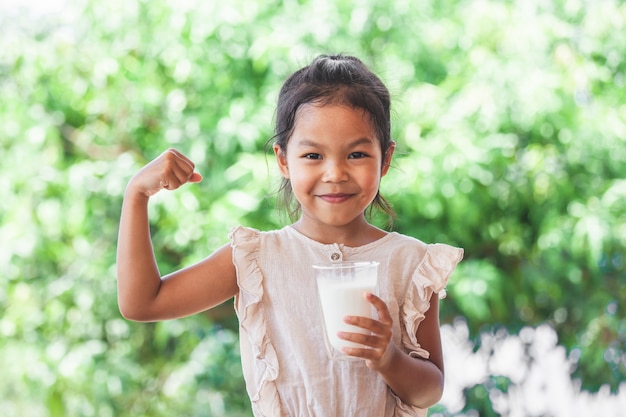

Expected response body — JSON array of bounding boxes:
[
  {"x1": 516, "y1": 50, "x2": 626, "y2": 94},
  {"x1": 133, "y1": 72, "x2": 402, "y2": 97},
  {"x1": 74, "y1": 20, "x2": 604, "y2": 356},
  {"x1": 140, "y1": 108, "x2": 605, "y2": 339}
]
[{"x1": 338, "y1": 292, "x2": 397, "y2": 370}]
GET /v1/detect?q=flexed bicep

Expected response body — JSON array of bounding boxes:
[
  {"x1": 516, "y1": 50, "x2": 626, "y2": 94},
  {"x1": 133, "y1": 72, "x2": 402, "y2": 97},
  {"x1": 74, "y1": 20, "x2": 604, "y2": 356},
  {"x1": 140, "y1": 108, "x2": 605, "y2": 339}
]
[{"x1": 153, "y1": 244, "x2": 239, "y2": 321}]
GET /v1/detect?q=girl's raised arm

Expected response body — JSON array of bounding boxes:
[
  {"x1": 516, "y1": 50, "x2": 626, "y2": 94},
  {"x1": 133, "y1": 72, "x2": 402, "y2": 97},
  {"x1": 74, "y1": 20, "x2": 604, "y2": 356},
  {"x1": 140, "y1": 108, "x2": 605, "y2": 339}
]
[{"x1": 116, "y1": 149, "x2": 238, "y2": 322}]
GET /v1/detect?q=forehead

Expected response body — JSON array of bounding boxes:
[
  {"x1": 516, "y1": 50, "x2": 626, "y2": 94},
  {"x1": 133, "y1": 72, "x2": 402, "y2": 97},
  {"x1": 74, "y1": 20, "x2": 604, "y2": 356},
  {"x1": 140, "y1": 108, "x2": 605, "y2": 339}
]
[{"x1": 292, "y1": 103, "x2": 377, "y2": 142}]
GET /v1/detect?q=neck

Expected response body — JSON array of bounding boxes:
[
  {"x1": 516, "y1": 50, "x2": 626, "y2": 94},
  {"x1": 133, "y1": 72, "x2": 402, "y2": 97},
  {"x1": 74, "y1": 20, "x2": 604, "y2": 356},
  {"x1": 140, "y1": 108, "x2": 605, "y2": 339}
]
[{"x1": 291, "y1": 217, "x2": 386, "y2": 247}]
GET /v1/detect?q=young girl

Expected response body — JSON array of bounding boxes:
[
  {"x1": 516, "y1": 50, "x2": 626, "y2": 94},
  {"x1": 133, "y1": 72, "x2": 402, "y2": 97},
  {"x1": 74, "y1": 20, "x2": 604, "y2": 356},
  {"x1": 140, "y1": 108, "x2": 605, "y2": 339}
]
[{"x1": 117, "y1": 54, "x2": 463, "y2": 417}]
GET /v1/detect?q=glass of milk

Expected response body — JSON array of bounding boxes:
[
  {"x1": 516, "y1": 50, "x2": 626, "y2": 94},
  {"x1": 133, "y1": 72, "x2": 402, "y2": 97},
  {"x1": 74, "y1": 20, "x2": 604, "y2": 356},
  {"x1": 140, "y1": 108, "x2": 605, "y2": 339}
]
[{"x1": 313, "y1": 261, "x2": 379, "y2": 360}]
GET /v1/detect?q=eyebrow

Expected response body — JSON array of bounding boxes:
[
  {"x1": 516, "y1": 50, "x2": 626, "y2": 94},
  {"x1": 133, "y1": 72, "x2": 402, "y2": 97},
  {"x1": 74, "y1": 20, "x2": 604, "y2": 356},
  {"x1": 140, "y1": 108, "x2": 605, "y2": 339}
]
[{"x1": 295, "y1": 137, "x2": 376, "y2": 148}]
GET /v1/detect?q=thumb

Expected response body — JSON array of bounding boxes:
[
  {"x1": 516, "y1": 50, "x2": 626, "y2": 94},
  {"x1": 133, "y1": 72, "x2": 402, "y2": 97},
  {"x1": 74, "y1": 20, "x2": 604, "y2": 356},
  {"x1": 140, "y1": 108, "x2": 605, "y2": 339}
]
[{"x1": 189, "y1": 172, "x2": 203, "y2": 183}]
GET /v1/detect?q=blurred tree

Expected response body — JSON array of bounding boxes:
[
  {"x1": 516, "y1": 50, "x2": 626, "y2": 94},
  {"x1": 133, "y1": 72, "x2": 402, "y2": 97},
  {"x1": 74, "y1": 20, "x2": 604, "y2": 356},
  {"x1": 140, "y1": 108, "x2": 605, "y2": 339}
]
[{"x1": 1, "y1": 0, "x2": 624, "y2": 415}]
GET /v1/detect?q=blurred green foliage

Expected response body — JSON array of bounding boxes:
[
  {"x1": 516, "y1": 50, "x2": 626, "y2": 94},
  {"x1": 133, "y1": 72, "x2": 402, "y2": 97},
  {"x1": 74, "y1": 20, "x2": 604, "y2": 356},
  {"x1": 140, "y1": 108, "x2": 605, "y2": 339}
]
[{"x1": 1, "y1": 0, "x2": 624, "y2": 415}]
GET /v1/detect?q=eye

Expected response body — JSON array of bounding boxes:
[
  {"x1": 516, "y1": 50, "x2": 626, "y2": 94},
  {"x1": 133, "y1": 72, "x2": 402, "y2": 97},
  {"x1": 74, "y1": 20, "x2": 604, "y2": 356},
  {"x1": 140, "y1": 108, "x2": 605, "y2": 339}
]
[
  {"x1": 303, "y1": 153, "x2": 322, "y2": 160},
  {"x1": 348, "y1": 152, "x2": 368, "y2": 159}
]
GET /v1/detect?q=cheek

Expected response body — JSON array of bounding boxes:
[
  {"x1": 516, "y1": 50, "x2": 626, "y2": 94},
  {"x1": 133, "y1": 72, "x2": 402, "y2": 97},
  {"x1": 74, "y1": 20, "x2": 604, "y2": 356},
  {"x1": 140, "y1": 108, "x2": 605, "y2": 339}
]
[
  {"x1": 286, "y1": 169, "x2": 311, "y2": 194},
  {"x1": 361, "y1": 167, "x2": 383, "y2": 190}
]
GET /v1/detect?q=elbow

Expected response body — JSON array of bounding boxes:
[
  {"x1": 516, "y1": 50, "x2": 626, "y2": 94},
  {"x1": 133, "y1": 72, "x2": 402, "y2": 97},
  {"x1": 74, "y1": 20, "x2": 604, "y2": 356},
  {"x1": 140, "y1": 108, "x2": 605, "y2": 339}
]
[
  {"x1": 431, "y1": 373, "x2": 445, "y2": 404},
  {"x1": 119, "y1": 306, "x2": 153, "y2": 322},
  {"x1": 411, "y1": 389, "x2": 443, "y2": 410},
  {"x1": 415, "y1": 375, "x2": 444, "y2": 409},
  {"x1": 428, "y1": 384, "x2": 445, "y2": 408},
  {"x1": 118, "y1": 304, "x2": 141, "y2": 322},
  {"x1": 118, "y1": 297, "x2": 152, "y2": 322}
]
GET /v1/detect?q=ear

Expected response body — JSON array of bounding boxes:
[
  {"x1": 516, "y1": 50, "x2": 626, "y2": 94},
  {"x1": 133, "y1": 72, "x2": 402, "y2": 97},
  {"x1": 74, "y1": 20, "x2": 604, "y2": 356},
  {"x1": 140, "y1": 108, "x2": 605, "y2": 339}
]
[
  {"x1": 273, "y1": 143, "x2": 290, "y2": 179},
  {"x1": 381, "y1": 141, "x2": 396, "y2": 177}
]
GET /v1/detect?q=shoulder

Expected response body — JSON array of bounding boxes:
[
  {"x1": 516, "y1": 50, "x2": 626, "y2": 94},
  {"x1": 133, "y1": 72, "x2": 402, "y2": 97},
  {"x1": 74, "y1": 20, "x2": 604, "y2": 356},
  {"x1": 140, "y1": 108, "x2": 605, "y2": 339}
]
[
  {"x1": 376, "y1": 232, "x2": 429, "y2": 258},
  {"x1": 386, "y1": 232, "x2": 462, "y2": 259},
  {"x1": 229, "y1": 225, "x2": 297, "y2": 254},
  {"x1": 229, "y1": 225, "x2": 261, "y2": 240},
  {"x1": 380, "y1": 233, "x2": 463, "y2": 289}
]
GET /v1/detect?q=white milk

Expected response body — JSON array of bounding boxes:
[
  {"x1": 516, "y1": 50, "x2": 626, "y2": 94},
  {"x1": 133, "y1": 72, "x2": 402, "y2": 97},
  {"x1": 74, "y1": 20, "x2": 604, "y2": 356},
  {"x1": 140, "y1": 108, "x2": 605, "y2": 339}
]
[
  {"x1": 317, "y1": 279, "x2": 376, "y2": 351},
  {"x1": 314, "y1": 262, "x2": 379, "y2": 356}
]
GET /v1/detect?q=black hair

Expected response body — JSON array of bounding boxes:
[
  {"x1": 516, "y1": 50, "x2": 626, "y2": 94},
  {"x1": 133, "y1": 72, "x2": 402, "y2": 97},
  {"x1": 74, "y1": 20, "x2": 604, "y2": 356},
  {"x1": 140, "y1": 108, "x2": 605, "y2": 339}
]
[{"x1": 271, "y1": 54, "x2": 395, "y2": 224}]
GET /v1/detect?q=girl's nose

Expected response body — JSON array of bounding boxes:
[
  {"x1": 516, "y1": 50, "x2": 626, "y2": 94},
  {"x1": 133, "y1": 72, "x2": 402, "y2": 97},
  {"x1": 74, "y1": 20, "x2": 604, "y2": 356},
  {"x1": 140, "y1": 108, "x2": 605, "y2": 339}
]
[{"x1": 321, "y1": 160, "x2": 349, "y2": 183}]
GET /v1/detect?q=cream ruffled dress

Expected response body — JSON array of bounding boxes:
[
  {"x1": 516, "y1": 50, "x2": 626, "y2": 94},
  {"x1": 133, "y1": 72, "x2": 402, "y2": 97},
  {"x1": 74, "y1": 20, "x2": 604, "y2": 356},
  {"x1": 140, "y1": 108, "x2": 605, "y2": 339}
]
[{"x1": 230, "y1": 225, "x2": 463, "y2": 417}]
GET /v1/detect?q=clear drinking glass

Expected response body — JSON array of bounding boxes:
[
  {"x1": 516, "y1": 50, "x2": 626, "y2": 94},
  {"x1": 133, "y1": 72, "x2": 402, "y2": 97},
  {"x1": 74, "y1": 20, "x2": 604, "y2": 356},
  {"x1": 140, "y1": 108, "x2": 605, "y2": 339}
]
[{"x1": 313, "y1": 261, "x2": 379, "y2": 360}]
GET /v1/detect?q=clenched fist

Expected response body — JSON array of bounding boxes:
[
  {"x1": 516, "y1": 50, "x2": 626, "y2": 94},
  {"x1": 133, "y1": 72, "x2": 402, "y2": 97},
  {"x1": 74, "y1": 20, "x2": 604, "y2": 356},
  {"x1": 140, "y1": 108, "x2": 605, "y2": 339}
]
[{"x1": 127, "y1": 149, "x2": 202, "y2": 197}]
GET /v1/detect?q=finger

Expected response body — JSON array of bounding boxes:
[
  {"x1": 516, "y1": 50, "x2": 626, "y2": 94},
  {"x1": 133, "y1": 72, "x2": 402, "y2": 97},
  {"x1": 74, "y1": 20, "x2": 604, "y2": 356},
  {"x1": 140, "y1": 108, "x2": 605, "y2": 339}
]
[
  {"x1": 171, "y1": 166, "x2": 193, "y2": 187},
  {"x1": 365, "y1": 292, "x2": 393, "y2": 325},
  {"x1": 343, "y1": 315, "x2": 387, "y2": 336},
  {"x1": 167, "y1": 148, "x2": 196, "y2": 175},
  {"x1": 168, "y1": 153, "x2": 194, "y2": 178},
  {"x1": 340, "y1": 321, "x2": 391, "y2": 349},
  {"x1": 339, "y1": 329, "x2": 397, "y2": 368},
  {"x1": 338, "y1": 330, "x2": 384, "y2": 349},
  {"x1": 342, "y1": 345, "x2": 382, "y2": 361},
  {"x1": 159, "y1": 149, "x2": 202, "y2": 189},
  {"x1": 158, "y1": 169, "x2": 183, "y2": 191},
  {"x1": 160, "y1": 172, "x2": 201, "y2": 191},
  {"x1": 170, "y1": 152, "x2": 203, "y2": 184},
  {"x1": 189, "y1": 172, "x2": 203, "y2": 183},
  {"x1": 340, "y1": 339, "x2": 389, "y2": 363}
]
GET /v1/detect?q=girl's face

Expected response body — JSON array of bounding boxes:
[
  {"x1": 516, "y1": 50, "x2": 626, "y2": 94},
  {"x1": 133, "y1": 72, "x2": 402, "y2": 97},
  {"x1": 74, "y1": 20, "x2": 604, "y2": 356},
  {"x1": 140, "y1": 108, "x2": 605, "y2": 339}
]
[{"x1": 274, "y1": 103, "x2": 394, "y2": 237}]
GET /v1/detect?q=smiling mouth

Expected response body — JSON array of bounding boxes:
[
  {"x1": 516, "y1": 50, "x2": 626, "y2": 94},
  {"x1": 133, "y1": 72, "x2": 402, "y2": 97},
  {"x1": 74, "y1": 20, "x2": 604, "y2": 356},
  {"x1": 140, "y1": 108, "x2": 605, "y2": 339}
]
[{"x1": 318, "y1": 193, "x2": 354, "y2": 203}]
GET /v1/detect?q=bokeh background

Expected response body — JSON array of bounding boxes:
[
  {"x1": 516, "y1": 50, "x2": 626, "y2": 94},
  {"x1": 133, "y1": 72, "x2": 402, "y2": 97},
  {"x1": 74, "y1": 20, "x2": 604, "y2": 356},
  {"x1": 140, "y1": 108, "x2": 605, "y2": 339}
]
[{"x1": 1, "y1": 0, "x2": 625, "y2": 416}]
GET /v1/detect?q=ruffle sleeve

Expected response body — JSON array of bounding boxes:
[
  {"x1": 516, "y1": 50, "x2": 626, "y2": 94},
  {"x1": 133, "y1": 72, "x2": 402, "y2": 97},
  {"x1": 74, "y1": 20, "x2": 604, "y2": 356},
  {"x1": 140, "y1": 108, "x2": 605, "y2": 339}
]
[
  {"x1": 401, "y1": 243, "x2": 463, "y2": 359},
  {"x1": 393, "y1": 243, "x2": 463, "y2": 417},
  {"x1": 229, "y1": 226, "x2": 283, "y2": 417}
]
